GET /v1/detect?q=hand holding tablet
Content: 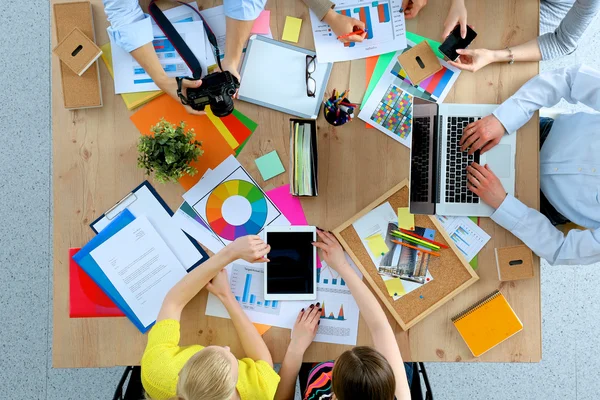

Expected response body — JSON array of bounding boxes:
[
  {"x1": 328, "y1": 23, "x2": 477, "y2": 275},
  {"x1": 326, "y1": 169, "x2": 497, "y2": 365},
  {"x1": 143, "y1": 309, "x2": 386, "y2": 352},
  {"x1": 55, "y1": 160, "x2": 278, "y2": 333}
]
[{"x1": 263, "y1": 226, "x2": 317, "y2": 301}]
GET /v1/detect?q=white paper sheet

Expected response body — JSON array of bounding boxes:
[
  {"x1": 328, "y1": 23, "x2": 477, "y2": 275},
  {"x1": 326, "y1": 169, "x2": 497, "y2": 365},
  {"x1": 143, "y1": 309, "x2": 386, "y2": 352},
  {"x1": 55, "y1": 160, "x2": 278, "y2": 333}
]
[
  {"x1": 111, "y1": 21, "x2": 207, "y2": 94},
  {"x1": 92, "y1": 184, "x2": 206, "y2": 271},
  {"x1": 205, "y1": 255, "x2": 362, "y2": 345},
  {"x1": 90, "y1": 216, "x2": 187, "y2": 328},
  {"x1": 309, "y1": 0, "x2": 406, "y2": 63},
  {"x1": 352, "y1": 202, "x2": 397, "y2": 265},
  {"x1": 436, "y1": 215, "x2": 490, "y2": 262},
  {"x1": 172, "y1": 201, "x2": 225, "y2": 254}
]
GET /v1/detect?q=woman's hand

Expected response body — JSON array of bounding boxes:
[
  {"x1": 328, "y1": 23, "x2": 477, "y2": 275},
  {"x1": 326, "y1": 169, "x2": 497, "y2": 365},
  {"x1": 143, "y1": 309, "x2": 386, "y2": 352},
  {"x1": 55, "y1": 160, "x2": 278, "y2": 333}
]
[
  {"x1": 289, "y1": 305, "x2": 321, "y2": 354},
  {"x1": 161, "y1": 77, "x2": 206, "y2": 116},
  {"x1": 206, "y1": 270, "x2": 232, "y2": 300},
  {"x1": 313, "y1": 230, "x2": 350, "y2": 273},
  {"x1": 442, "y1": 0, "x2": 467, "y2": 40},
  {"x1": 447, "y1": 48, "x2": 496, "y2": 72},
  {"x1": 405, "y1": 0, "x2": 428, "y2": 19},
  {"x1": 460, "y1": 114, "x2": 505, "y2": 154},
  {"x1": 466, "y1": 163, "x2": 507, "y2": 209},
  {"x1": 323, "y1": 10, "x2": 367, "y2": 43},
  {"x1": 224, "y1": 235, "x2": 271, "y2": 264}
]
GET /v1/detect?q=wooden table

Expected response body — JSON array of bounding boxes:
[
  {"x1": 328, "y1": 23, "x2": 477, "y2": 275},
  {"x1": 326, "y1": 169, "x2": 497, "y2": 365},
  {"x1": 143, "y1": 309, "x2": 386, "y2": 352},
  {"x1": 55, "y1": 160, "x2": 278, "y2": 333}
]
[{"x1": 52, "y1": 0, "x2": 540, "y2": 367}]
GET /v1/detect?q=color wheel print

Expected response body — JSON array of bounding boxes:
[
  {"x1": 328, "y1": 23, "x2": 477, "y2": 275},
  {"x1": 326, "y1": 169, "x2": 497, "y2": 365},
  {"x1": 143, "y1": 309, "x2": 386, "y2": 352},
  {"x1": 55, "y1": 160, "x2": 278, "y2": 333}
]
[{"x1": 206, "y1": 180, "x2": 268, "y2": 241}]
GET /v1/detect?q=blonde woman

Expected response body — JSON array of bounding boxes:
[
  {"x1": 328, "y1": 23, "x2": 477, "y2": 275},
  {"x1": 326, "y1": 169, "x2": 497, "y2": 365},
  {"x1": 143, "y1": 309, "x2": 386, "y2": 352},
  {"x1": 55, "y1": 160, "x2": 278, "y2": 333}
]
[{"x1": 141, "y1": 236, "x2": 279, "y2": 400}]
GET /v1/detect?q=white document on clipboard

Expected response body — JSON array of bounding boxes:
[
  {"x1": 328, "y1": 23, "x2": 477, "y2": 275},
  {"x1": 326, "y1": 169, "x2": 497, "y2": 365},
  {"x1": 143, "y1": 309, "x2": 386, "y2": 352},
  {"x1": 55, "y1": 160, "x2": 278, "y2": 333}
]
[{"x1": 91, "y1": 181, "x2": 207, "y2": 271}]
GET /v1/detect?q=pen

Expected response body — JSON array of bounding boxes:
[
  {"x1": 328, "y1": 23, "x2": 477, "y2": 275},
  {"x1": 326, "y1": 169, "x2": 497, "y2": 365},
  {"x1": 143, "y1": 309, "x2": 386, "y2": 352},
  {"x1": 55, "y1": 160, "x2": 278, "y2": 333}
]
[
  {"x1": 391, "y1": 231, "x2": 441, "y2": 250},
  {"x1": 337, "y1": 29, "x2": 366, "y2": 40},
  {"x1": 398, "y1": 228, "x2": 449, "y2": 249},
  {"x1": 392, "y1": 239, "x2": 441, "y2": 257}
]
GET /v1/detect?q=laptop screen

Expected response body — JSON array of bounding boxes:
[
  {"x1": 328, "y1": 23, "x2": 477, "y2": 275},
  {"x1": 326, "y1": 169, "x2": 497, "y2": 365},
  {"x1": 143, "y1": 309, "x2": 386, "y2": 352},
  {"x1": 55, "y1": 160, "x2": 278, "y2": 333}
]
[{"x1": 410, "y1": 97, "x2": 439, "y2": 215}]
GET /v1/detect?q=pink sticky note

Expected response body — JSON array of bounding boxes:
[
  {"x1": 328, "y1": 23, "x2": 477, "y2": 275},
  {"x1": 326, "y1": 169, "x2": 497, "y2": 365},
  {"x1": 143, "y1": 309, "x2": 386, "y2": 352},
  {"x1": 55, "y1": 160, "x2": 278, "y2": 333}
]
[
  {"x1": 251, "y1": 10, "x2": 271, "y2": 35},
  {"x1": 266, "y1": 184, "x2": 322, "y2": 268}
]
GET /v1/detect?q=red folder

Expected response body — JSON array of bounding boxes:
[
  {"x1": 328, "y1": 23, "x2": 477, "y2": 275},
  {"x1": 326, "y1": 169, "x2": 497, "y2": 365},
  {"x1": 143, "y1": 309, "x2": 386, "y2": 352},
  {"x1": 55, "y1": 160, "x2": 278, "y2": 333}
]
[{"x1": 69, "y1": 248, "x2": 124, "y2": 318}]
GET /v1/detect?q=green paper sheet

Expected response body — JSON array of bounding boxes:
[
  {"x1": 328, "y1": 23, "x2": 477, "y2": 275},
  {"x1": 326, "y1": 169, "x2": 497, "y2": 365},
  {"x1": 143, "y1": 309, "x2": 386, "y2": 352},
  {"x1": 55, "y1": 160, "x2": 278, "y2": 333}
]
[
  {"x1": 232, "y1": 109, "x2": 258, "y2": 132},
  {"x1": 361, "y1": 32, "x2": 443, "y2": 109}
]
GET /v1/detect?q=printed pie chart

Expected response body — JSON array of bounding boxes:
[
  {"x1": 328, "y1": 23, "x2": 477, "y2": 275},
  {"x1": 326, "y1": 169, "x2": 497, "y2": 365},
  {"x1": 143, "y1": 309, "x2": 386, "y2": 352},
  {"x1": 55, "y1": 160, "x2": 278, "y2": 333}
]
[{"x1": 206, "y1": 179, "x2": 268, "y2": 241}]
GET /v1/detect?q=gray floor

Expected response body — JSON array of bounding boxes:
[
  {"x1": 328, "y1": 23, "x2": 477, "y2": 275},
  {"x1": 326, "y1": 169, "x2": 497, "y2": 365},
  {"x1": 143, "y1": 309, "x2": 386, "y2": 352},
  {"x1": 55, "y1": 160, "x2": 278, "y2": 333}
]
[{"x1": 1, "y1": 1, "x2": 598, "y2": 399}]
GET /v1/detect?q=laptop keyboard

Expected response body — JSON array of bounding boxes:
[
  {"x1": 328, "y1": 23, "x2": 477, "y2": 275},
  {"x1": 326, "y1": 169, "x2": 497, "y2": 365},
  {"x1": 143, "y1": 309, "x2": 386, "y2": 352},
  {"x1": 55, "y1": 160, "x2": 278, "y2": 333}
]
[
  {"x1": 445, "y1": 116, "x2": 480, "y2": 204},
  {"x1": 411, "y1": 116, "x2": 431, "y2": 202}
]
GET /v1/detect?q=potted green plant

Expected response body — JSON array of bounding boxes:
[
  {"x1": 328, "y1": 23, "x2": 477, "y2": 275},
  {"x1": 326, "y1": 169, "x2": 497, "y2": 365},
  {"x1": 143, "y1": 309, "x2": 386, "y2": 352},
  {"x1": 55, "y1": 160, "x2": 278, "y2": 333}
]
[{"x1": 137, "y1": 119, "x2": 203, "y2": 183}]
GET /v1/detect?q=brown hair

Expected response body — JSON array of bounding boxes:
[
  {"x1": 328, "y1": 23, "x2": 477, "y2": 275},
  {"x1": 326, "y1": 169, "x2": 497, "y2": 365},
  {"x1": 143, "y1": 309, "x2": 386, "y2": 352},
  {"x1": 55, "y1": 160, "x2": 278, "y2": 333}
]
[
  {"x1": 332, "y1": 346, "x2": 396, "y2": 400},
  {"x1": 176, "y1": 347, "x2": 236, "y2": 400}
]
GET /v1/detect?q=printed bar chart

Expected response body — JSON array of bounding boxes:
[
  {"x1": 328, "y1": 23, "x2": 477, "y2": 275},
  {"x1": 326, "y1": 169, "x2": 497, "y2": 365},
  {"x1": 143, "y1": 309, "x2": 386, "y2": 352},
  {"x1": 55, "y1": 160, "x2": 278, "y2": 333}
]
[
  {"x1": 231, "y1": 263, "x2": 280, "y2": 315},
  {"x1": 320, "y1": 302, "x2": 346, "y2": 321}
]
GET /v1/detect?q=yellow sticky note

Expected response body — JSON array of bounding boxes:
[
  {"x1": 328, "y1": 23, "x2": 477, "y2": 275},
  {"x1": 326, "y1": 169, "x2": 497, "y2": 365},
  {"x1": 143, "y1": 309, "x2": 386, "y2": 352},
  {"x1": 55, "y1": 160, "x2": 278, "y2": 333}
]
[
  {"x1": 366, "y1": 234, "x2": 389, "y2": 257},
  {"x1": 397, "y1": 207, "x2": 415, "y2": 231},
  {"x1": 282, "y1": 16, "x2": 302, "y2": 43},
  {"x1": 385, "y1": 278, "x2": 406, "y2": 298}
]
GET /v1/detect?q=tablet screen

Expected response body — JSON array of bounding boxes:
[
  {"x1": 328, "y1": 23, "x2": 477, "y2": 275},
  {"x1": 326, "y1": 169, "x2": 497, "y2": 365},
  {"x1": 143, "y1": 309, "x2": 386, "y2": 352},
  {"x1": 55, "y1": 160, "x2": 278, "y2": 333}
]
[{"x1": 266, "y1": 232, "x2": 314, "y2": 294}]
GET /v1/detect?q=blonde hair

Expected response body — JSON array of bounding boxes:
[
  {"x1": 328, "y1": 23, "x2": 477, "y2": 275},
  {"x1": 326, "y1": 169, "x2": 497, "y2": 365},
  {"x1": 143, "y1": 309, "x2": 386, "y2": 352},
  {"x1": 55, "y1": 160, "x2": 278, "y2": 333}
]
[{"x1": 175, "y1": 347, "x2": 236, "y2": 400}]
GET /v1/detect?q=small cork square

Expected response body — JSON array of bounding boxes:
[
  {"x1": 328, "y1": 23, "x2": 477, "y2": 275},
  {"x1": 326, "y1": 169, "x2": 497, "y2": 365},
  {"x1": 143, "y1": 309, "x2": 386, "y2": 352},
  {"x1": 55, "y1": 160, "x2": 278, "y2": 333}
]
[
  {"x1": 53, "y1": 27, "x2": 102, "y2": 76},
  {"x1": 397, "y1": 41, "x2": 442, "y2": 85},
  {"x1": 495, "y1": 245, "x2": 534, "y2": 281}
]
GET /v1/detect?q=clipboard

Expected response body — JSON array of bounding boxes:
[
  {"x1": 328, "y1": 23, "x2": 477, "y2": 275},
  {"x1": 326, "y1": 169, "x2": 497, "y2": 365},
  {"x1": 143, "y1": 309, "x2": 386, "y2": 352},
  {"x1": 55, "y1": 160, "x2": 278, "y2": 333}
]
[
  {"x1": 90, "y1": 181, "x2": 208, "y2": 272},
  {"x1": 238, "y1": 35, "x2": 332, "y2": 119}
]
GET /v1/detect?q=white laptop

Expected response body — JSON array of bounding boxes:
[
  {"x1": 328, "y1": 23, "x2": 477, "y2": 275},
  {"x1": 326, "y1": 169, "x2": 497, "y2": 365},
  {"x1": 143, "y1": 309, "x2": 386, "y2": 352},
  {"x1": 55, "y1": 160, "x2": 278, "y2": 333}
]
[{"x1": 409, "y1": 97, "x2": 516, "y2": 217}]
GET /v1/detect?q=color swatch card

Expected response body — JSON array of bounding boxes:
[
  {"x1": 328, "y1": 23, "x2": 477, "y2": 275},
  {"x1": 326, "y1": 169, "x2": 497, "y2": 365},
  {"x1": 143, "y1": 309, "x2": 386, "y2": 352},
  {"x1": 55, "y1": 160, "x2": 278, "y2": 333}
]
[
  {"x1": 182, "y1": 156, "x2": 290, "y2": 246},
  {"x1": 309, "y1": 0, "x2": 407, "y2": 63},
  {"x1": 282, "y1": 16, "x2": 302, "y2": 43}
]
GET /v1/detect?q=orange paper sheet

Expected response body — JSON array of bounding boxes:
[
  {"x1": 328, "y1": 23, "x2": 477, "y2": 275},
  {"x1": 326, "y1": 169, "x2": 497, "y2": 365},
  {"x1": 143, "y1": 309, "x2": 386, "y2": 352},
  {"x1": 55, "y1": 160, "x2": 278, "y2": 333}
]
[
  {"x1": 254, "y1": 323, "x2": 271, "y2": 335},
  {"x1": 130, "y1": 94, "x2": 234, "y2": 190},
  {"x1": 365, "y1": 56, "x2": 378, "y2": 129}
]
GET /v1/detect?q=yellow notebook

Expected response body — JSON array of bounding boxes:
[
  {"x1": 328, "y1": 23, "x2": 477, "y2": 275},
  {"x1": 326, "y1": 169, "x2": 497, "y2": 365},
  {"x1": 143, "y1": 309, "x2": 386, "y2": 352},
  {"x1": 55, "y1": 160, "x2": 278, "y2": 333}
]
[
  {"x1": 452, "y1": 290, "x2": 523, "y2": 357},
  {"x1": 99, "y1": 43, "x2": 163, "y2": 110}
]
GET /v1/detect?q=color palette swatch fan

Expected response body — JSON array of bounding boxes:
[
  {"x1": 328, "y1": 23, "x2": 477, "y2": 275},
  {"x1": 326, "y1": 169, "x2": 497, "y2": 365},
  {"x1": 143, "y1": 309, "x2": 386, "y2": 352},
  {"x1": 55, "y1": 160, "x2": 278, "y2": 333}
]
[{"x1": 183, "y1": 156, "x2": 290, "y2": 246}]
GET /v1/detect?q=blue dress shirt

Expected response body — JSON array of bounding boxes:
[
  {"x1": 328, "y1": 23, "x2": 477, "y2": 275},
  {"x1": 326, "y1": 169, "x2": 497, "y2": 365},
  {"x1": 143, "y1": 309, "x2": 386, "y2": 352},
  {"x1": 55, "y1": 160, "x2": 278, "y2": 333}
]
[
  {"x1": 103, "y1": 0, "x2": 266, "y2": 52},
  {"x1": 491, "y1": 64, "x2": 600, "y2": 266}
]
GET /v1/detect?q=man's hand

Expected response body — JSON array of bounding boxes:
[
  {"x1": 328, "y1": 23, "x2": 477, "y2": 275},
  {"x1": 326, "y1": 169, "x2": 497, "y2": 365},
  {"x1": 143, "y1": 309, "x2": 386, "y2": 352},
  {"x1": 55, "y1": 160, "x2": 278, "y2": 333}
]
[
  {"x1": 289, "y1": 305, "x2": 320, "y2": 354},
  {"x1": 405, "y1": 0, "x2": 428, "y2": 19},
  {"x1": 466, "y1": 163, "x2": 507, "y2": 209},
  {"x1": 460, "y1": 114, "x2": 505, "y2": 154},
  {"x1": 161, "y1": 77, "x2": 206, "y2": 116},
  {"x1": 323, "y1": 10, "x2": 367, "y2": 43}
]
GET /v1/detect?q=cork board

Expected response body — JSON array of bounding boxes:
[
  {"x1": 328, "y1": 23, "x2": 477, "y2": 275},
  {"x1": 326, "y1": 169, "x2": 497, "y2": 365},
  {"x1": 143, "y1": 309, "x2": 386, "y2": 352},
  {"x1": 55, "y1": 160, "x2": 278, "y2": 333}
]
[{"x1": 334, "y1": 180, "x2": 479, "y2": 330}]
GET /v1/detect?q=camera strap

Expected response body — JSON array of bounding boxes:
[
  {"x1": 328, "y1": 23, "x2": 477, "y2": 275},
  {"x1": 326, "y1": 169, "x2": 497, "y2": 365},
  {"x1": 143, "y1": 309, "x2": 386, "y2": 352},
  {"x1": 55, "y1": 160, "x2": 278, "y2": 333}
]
[{"x1": 148, "y1": 0, "x2": 224, "y2": 81}]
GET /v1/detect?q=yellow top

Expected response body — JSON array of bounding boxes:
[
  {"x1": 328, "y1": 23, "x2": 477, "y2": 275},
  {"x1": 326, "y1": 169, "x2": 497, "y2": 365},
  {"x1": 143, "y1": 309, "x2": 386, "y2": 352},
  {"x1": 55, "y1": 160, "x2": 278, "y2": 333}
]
[{"x1": 141, "y1": 319, "x2": 280, "y2": 400}]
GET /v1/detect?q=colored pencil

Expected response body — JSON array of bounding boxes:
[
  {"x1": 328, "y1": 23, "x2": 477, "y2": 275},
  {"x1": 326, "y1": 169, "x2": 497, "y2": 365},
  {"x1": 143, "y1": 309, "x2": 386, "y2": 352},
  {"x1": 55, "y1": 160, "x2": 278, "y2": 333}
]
[
  {"x1": 391, "y1": 231, "x2": 441, "y2": 250},
  {"x1": 392, "y1": 239, "x2": 440, "y2": 257},
  {"x1": 398, "y1": 228, "x2": 449, "y2": 249}
]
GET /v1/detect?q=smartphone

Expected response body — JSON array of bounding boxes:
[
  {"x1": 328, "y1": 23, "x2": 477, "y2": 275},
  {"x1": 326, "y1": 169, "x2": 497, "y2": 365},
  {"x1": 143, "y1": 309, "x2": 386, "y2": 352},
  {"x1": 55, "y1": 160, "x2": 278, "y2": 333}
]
[{"x1": 439, "y1": 25, "x2": 477, "y2": 61}]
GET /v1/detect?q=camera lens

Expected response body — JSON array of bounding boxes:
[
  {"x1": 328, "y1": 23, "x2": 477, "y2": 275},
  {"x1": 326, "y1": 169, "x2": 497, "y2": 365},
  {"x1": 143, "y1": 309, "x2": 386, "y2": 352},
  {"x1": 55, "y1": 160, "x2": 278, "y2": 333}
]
[
  {"x1": 226, "y1": 88, "x2": 236, "y2": 96},
  {"x1": 210, "y1": 95, "x2": 235, "y2": 117}
]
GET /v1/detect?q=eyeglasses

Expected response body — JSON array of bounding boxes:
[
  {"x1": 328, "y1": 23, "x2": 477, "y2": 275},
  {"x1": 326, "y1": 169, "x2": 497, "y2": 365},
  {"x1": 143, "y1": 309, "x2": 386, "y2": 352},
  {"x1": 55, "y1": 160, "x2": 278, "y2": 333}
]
[{"x1": 306, "y1": 55, "x2": 317, "y2": 97}]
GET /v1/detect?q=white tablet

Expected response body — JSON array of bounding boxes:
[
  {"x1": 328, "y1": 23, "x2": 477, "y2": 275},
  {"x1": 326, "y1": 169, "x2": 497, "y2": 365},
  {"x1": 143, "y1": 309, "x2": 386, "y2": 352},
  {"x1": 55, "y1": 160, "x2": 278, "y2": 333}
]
[{"x1": 263, "y1": 225, "x2": 317, "y2": 301}]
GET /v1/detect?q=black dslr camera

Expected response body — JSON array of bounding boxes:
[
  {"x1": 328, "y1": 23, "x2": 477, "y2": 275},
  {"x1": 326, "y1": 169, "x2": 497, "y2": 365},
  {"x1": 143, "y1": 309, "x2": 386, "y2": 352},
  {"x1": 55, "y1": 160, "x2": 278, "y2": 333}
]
[{"x1": 178, "y1": 71, "x2": 239, "y2": 118}]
